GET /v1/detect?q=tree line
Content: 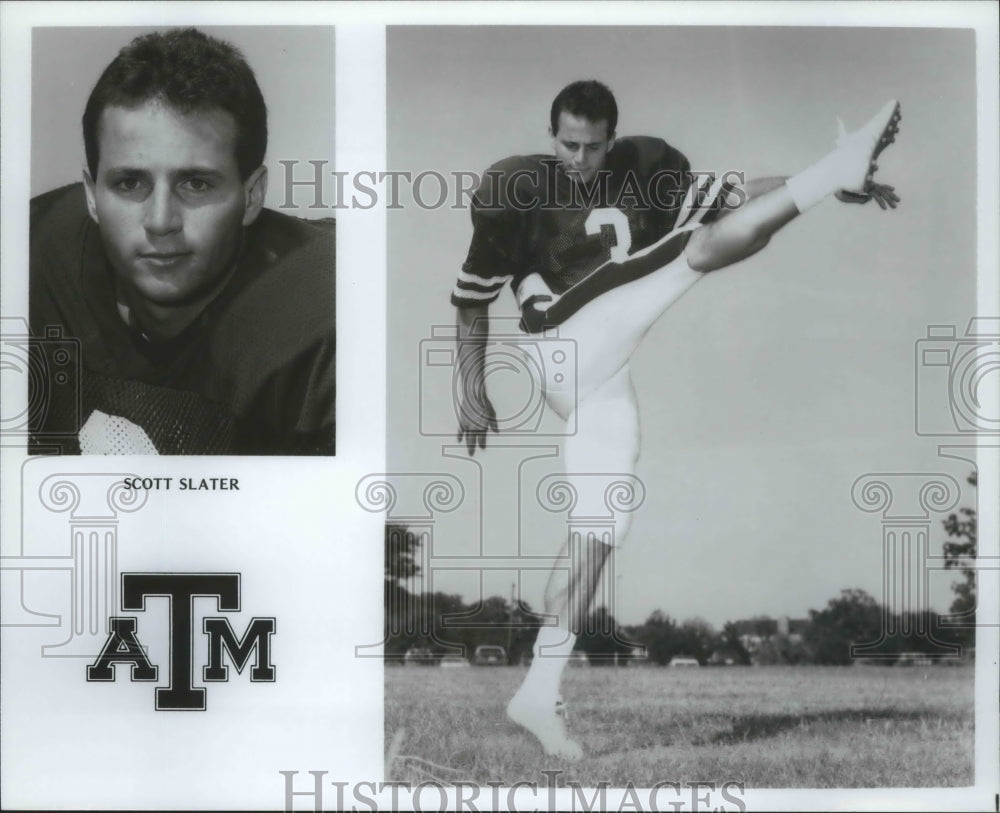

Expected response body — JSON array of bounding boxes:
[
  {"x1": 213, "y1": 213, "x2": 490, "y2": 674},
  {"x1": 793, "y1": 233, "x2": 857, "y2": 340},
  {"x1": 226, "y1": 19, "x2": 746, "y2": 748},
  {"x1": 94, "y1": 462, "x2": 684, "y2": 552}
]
[{"x1": 384, "y1": 472, "x2": 976, "y2": 666}]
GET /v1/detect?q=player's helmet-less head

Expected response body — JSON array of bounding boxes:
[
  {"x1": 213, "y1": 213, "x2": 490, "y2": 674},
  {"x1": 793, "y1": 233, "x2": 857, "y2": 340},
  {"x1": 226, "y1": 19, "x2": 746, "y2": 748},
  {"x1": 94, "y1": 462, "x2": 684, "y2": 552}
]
[
  {"x1": 82, "y1": 28, "x2": 268, "y2": 181},
  {"x1": 550, "y1": 80, "x2": 618, "y2": 138}
]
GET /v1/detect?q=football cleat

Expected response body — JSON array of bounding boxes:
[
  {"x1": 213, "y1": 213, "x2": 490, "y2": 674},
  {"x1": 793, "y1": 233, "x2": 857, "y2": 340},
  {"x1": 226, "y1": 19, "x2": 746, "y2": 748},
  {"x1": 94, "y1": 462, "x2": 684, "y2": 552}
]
[
  {"x1": 834, "y1": 100, "x2": 901, "y2": 194},
  {"x1": 506, "y1": 692, "x2": 584, "y2": 761}
]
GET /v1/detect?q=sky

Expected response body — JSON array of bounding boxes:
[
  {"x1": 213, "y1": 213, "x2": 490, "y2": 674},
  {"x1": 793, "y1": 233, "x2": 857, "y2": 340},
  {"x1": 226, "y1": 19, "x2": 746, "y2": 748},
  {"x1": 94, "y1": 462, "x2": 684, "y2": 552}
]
[{"x1": 386, "y1": 25, "x2": 985, "y2": 628}]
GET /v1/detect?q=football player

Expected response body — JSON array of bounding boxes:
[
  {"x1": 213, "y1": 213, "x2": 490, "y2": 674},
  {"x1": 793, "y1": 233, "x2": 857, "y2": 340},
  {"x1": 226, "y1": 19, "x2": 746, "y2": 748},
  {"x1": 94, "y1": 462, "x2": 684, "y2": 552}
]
[
  {"x1": 30, "y1": 29, "x2": 335, "y2": 455},
  {"x1": 451, "y1": 80, "x2": 900, "y2": 759}
]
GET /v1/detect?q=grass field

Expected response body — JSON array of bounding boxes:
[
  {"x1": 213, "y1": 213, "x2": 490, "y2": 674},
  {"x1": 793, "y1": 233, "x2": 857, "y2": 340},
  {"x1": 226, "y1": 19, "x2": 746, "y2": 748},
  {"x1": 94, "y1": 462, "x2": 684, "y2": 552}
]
[{"x1": 385, "y1": 664, "x2": 974, "y2": 788}]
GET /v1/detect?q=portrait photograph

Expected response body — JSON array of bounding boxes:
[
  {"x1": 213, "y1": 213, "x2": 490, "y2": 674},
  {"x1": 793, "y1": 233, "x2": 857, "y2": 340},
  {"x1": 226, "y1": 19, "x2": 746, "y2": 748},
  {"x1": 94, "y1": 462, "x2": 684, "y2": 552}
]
[{"x1": 27, "y1": 25, "x2": 336, "y2": 456}]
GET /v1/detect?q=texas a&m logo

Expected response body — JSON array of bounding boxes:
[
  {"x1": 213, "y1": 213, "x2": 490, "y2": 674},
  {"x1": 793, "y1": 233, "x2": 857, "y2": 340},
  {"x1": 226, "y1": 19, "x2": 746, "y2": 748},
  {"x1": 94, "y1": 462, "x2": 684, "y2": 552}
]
[{"x1": 87, "y1": 573, "x2": 275, "y2": 710}]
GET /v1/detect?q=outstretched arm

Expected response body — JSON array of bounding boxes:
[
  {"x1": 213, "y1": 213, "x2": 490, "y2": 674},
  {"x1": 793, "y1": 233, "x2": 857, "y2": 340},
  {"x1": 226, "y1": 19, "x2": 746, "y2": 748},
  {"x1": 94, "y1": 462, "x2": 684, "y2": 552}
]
[{"x1": 455, "y1": 303, "x2": 498, "y2": 455}]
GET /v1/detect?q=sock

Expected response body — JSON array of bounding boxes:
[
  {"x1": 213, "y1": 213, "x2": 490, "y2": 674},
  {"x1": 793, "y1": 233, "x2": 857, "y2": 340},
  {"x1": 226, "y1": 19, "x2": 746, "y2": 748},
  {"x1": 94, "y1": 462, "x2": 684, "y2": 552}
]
[
  {"x1": 786, "y1": 99, "x2": 900, "y2": 214},
  {"x1": 519, "y1": 626, "x2": 577, "y2": 703},
  {"x1": 784, "y1": 149, "x2": 849, "y2": 214}
]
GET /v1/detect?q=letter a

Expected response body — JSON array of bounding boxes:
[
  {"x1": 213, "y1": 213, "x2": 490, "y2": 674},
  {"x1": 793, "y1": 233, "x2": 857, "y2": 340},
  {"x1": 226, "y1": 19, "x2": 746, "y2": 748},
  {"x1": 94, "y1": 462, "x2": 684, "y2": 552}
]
[{"x1": 86, "y1": 617, "x2": 158, "y2": 681}]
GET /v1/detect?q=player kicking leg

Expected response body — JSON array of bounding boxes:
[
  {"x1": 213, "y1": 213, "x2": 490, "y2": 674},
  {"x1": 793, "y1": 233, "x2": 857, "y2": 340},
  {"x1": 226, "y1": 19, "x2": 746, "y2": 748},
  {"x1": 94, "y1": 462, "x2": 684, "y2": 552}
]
[
  {"x1": 505, "y1": 100, "x2": 901, "y2": 759},
  {"x1": 522, "y1": 100, "x2": 902, "y2": 415}
]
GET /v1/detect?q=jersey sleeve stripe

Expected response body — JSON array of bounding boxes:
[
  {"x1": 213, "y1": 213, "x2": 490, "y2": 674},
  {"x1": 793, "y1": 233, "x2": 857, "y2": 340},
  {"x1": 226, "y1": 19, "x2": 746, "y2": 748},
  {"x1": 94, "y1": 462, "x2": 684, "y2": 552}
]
[
  {"x1": 451, "y1": 287, "x2": 503, "y2": 306},
  {"x1": 675, "y1": 173, "x2": 715, "y2": 229},
  {"x1": 675, "y1": 173, "x2": 741, "y2": 229},
  {"x1": 451, "y1": 268, "x2": 512, "y2": 306},
  {"x1": 455, "y1": 269, "x2": 513, "y2": 286},
  {"x1": 454, "y1": 280, "x2": 506, "y2": 295},
  {"x1": 695, "y1": 176, "x2": 739, "y2": 226}
]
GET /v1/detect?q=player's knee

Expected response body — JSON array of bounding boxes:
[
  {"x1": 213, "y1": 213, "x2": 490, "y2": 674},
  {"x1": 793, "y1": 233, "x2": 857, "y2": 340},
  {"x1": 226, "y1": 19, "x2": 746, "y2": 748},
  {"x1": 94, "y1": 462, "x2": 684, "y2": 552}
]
[
  {"x1": 684, "y1": 227, "x2": 719, "y2": 272},
  {"x1": 686, "y1": 219, "x2": 763, "y2": 272}
]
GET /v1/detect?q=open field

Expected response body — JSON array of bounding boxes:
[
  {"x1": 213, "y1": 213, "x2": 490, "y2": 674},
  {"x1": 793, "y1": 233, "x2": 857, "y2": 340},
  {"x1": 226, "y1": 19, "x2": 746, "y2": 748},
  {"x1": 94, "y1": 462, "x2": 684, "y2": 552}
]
[{"x1": 385, "y1": 664, "x2": 974, "y2": 788}]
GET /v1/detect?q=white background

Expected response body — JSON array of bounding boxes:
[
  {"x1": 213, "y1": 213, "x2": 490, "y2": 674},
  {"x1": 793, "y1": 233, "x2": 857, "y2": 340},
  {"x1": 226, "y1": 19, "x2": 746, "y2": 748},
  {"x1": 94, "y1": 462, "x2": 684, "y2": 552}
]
[{"x1": 1, "y1": 2, "x2": 997, "y2": 811}]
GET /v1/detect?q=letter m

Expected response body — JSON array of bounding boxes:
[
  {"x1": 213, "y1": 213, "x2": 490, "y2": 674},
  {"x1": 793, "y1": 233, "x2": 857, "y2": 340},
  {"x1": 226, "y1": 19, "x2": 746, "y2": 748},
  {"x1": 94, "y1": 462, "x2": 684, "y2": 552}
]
[{"x1": 202, "y1": 617, "x2": 276, "y2": 682}]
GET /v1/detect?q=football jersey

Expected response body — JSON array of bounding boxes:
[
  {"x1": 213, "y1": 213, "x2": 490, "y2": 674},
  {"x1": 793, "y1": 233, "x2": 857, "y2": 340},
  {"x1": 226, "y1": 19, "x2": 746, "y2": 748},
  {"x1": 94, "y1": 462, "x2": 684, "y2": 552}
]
[
  {"x1": 29, "y1": 183, "x2": 335, "y2": 455},
  {"x1": 452, "y1": 136, "x2": 692, "y2": 308}
]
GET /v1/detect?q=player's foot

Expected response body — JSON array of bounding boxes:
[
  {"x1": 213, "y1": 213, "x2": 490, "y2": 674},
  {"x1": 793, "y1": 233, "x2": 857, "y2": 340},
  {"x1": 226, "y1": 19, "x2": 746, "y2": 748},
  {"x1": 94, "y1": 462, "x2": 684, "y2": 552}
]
[
  {"x1": 833, "y1": 99, "x2": 901, "y2": 194},
  {"x1": 506, "y1": 692, "x2": 583, "y2": 761}
]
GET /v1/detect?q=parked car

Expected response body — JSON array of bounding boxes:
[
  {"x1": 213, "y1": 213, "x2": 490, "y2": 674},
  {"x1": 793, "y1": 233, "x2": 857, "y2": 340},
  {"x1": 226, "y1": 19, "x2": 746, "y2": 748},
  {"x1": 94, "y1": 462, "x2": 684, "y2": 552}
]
[
  {"x1": 622, "y1": 646, "x2": 649, "y2": 666},
  {"x1": 403, "y1": 647, "x2": 437, "y2": 666},
  {"x1": 668, "y1": 656, "x2": 701, "y2": 667},
  {"x1": 439, "y1": 654, "x2": 470, "y2": 668},
  {"x1": 473, "y1": 644, "x2": 507, "y2": 665},
  {"x1": 895, "y1": 652, "x2": 933, "y2": 667}
]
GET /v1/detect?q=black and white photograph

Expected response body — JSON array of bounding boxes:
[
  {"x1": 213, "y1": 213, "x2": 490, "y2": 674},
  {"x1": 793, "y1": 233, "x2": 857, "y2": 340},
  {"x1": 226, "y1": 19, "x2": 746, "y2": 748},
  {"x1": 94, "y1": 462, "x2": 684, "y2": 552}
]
[
  {"x1": 383, "y1": 17, "x2": 998, "y2": 803},
  {"x1": 27, "y1": 25, "x2": 336, "y2": 455},
  {"x1": 0, "y1": 2, "x2": 997, "y2": 812}
]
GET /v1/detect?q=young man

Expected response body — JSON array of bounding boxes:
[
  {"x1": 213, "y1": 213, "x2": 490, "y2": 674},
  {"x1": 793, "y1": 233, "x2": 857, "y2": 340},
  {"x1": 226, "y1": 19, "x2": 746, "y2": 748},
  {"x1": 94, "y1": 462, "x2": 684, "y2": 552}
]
[
  {"x1": 29, "y1": 29, "x2": 335, "y2": 455},
  {"x1": 451, "y1": 80, "x2": 900, "y2": 759}
]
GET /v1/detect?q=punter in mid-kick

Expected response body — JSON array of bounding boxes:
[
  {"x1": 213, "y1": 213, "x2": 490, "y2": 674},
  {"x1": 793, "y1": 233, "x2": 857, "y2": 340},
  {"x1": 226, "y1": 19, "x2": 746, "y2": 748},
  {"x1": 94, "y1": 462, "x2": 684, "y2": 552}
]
[{"x1": 451, "y1": 80, "x2": 901, "y2": 760}]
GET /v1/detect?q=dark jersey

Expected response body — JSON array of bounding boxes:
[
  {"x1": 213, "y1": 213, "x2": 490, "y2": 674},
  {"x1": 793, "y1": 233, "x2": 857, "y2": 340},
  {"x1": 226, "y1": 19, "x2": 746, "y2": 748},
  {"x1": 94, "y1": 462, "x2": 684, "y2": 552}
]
[
  {"x1": 453, "y1": 136, "x2": 692, "y2": 308},
  {"x1": 29, "y1": 184, "x2": 335, "y2": 455}
]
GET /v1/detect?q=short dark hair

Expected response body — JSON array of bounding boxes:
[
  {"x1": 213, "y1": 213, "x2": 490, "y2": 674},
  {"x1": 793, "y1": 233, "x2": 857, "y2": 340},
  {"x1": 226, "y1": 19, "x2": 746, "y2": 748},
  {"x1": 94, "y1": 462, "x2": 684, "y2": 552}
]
[
  {"x1": 82, "y1": 28, "x2": 267, "y2": 181},
  {"x1": 550, "y1": 80, "x2": 618, "y2": 138}
]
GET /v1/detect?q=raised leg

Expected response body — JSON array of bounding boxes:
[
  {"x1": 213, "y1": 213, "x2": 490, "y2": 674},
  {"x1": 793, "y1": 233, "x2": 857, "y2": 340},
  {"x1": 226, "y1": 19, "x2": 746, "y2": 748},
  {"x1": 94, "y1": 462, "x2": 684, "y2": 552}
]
[{"x1": 526, "y1": 99, "x2": 902, "y2": 408}]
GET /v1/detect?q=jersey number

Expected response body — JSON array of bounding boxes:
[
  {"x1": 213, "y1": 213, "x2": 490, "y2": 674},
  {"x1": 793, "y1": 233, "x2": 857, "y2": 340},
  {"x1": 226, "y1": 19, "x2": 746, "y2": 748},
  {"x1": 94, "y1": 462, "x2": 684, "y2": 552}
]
[{"x1": 585, "y1": 208, "x2": 632, "y2": 263}]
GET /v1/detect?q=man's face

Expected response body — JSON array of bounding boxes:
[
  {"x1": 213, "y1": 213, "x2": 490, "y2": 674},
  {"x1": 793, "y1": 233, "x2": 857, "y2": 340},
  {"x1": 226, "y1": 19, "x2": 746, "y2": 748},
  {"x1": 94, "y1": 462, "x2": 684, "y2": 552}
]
[
  {"x1": 551, "y1": 111, "x2": 614, "y2": 185},
  {"x1": 83, "y1": 100, "x2": 265, "y2": 309}
]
